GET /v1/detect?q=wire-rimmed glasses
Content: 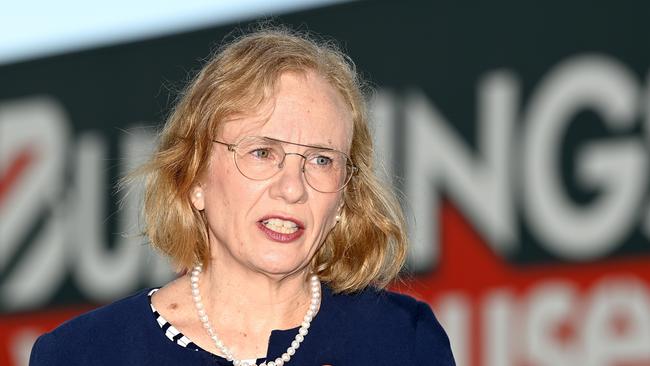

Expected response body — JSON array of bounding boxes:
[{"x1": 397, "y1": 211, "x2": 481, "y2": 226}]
[{"x1": 212, "y1": 136, "x2": 358, "y2": 193}]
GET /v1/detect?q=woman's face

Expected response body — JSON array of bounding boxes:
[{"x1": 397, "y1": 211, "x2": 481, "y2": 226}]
[{"x1": 191, "y1": 71, "x2": 353, "y2": 280}]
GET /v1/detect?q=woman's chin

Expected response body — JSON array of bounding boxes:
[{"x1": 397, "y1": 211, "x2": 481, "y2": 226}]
[{"x1": 249, "y1": 258, "x2": 309, "y2": 278}]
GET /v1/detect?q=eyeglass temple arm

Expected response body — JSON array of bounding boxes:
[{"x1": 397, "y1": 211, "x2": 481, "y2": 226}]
[{"x1": 212, "y1": 139, "x2": 236, "y2": 152}]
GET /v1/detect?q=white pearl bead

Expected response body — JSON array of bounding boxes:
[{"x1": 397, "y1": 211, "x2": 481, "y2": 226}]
[
  {"x1": 287, "y1": 347, "x2": 296, "y2": 356},
  {"x1": 295, "y1": 334, "x2": 304, "y2": 342},
  {"x1": 291, "y1": 340, "x2": 300, "y2": 349},
  {"x1": 233, "y1": 360, "x2": 241, "y2": 366},
  {"x1": 299, "y1": 327, "x2": 308, "y2": 336},
  {"x1": 275, "y1": 357, "x2": 284, "y2": 365},
  {"x1": 267, "y1": 362, "x2": 276, "y2": 366},
  {"x1": 301, "y1": 321, "x2": 310, "y2": 328},
  {"x1": 281, "y1": 353, "x2": 290, "y2": 362}
]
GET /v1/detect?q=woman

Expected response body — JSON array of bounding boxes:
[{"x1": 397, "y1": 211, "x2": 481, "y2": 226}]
[{"x1": 30, "y1": 27, "x2": 455, "y2": 366}]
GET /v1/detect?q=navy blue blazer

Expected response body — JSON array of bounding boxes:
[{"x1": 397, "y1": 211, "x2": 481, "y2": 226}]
[{"x1": 30, "y1": 285, "x2": 455, "y2": 365}]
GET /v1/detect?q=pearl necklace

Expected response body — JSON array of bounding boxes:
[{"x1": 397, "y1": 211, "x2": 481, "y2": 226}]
[{"x1": 190, "y1": 265, "x2": 321, "y2": 366}]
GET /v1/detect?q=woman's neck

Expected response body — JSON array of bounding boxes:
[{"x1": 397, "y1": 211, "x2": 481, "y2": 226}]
[{"x1": 200, "y1": 259, "x2": 313, "y2": 332}]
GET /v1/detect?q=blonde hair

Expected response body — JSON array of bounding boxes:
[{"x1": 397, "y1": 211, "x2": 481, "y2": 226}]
[{"x1": 140, "y1": 26, "x2": 407, "y2": 293}]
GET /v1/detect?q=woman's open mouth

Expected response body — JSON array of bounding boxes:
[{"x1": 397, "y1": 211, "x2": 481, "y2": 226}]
[{"x1": 257, "y1": 216, "x2": 305, "y2": 242}]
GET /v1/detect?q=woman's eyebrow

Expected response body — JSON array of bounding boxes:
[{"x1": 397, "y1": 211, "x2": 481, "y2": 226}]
[{"x1": 263, "y1": 136, "x2": 336, "y2": 151}]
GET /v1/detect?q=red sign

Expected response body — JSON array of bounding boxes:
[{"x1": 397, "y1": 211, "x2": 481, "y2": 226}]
[{"x1": 395, "y1": 202, "x2": 650, "y2": 366}]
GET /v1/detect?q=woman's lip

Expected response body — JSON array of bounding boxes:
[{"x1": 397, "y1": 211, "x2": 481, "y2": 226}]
[
  {"x1": 257, "y1": 221, "x2": 305, "y2": 243},
  {"x1": 258, "y1": 214, "x2": 305, "y2": 229}
]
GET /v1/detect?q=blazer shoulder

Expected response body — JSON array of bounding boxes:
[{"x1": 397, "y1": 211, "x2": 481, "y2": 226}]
[
  {"x1": 341, "y1": 286, "x2": 428, "y2": 318},
  {"x1": 326, "y1": 286, "x2": 434, "y2": 329},
  {"x1": 29, "y1": 288, "x2": 154, "y2": 365},
  {"x1": 376, "y1": 290, "x2": 456, "y2": 365},
  {"x1": 50, "y1": 288, "x2": 151, "y2": 334},
  {"x1": 329, "y1": 287, "x2": 455, "y2": 364}
]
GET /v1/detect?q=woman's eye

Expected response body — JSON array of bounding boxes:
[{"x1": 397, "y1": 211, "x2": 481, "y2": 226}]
[
  {"x1": 251, "y1": 148, "x2": 272, "y2": 159},
  {"x1": 314, "y1": 156, "x2": 332, "y2": 165}
]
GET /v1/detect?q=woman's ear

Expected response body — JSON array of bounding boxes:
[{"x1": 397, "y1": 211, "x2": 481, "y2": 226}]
[
  {"x1": 334, "y1": 201, "x2": 344, "y2": 224},
  {"x1": 337, "y1": 200, "x2": 345, "y2": 215},
  {"x1": 190, "y1": 185, "x2": 205, "y2": 211}
]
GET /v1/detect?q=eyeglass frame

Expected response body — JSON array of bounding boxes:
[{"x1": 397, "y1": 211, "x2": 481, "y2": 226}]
[{"x1": 211, "y1": 135, "x2": 359, "y2": 193}]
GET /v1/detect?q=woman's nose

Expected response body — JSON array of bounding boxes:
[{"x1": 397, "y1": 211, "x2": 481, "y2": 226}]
[{"x1": 269, "y1": 153, "x2": 308, "y2": 203}]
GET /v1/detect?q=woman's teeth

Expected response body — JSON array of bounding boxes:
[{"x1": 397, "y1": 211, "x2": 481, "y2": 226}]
[{"x1": 262, "y1": 218, "x2": 299, "y2": 234}]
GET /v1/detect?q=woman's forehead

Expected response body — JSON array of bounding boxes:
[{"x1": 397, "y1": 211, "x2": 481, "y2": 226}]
[
  {"x1": 221, "y1": 117, "x2": 351, "y2": 150},
  {"x1": 218, "y1": 72, "x2": 353, "y2": 150}
]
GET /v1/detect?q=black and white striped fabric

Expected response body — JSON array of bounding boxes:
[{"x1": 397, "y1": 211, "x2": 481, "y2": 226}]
[{"x1": 148, "y1": 288, "x2": 200, "y2": 351}]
